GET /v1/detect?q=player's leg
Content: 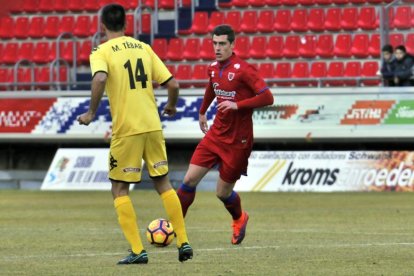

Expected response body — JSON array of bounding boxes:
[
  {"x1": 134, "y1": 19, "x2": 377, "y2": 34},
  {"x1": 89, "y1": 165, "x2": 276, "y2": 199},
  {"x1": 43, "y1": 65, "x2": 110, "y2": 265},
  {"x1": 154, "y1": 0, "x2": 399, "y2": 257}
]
[
  {"x1": 217, "y1": 146, "x2": 251, "y2": 245},
  {"x1": 110, "y1": 135, "x2": 148, "y2": 264},
  {"x1": 145, "y1": 131, "x2": 193, "y2": 262},
  {"x1": 177, "y1": 138, "x2": 217, "y2": 217}
]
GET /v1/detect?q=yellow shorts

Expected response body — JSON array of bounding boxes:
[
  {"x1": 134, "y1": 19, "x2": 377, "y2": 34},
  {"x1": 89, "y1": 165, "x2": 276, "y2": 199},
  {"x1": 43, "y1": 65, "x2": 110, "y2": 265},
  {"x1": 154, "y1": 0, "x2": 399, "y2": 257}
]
[{"x1": 108, "y1": 131, "x2": 169, "y2": 183}]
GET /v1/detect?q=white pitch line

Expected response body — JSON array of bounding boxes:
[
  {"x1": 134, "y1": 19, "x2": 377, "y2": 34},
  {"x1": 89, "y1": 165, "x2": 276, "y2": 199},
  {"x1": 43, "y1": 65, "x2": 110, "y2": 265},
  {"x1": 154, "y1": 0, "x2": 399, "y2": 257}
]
[{"x1": 3, "y1": 242, "x2": 414, "y2": 261}]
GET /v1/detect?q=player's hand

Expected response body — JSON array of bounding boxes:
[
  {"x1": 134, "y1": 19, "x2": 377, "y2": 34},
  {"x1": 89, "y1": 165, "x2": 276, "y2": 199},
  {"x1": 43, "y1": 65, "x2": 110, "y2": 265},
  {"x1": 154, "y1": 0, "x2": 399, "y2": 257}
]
[
  {"x1": 77, "y1": 112, "x2": 95, "y2": 126},
  {"x1": 199, "y1": 114, "x2": 208, "y2": 134},
  {"x1": 162, "y1": 104, "x2": 177, "y2": 117},
  {"x1": 217, "y1": 101, "x2": 238, "y2": 112}
]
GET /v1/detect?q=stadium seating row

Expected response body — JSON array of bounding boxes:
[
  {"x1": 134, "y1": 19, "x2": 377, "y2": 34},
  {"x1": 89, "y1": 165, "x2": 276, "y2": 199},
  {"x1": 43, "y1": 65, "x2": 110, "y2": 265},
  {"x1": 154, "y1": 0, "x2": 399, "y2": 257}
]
[
  {"x1": 165, "y1": 61, "x2": 380, "y2": 87},
  {"x1": 185, "y1": 6, "x2": 413, "y2": 35},
  {"x1": 0, "y1": 13, "x2": 151, "y2": 39},
  {"x1": 219, "y1": 0, "x2": 393, "y2": 8},
  {"x1": 151, "y1": 33, "x2": 414, "y2": 62},
  {"x1": 11, "y1": 0, "x2": 188, "y2": 13}
]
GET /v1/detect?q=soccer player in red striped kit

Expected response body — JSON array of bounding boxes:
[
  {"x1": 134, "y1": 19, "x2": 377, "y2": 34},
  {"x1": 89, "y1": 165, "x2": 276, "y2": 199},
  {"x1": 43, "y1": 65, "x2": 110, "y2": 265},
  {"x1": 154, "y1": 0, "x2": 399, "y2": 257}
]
[{"x1": 177, "y1": 25, "x2": 274, "y2": 245}]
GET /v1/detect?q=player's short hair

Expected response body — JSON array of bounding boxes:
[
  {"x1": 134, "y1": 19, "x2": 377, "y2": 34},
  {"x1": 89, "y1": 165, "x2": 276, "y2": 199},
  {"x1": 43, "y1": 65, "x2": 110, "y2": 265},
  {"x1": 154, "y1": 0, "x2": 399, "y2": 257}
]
[
  {"x1": 101, "y1": 4, "x2": 126, "y2": 32},
  {"x1": 212, "y1": 24, "x2": 235, "y2": 44},
  {"x1": 381, "y1": 44, "x2": 393, "y2": 54},
  {"x1": 395, "y1": 45, "x2": 406, "y2": 53}
]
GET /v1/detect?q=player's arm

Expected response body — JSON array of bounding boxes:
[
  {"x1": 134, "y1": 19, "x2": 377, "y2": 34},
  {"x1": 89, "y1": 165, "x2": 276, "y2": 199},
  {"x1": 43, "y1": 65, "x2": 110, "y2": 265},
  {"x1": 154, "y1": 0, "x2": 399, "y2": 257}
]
[
  {"x1": 161, "y1": 77, "x2": 179, "y2": 117},
  {"x1": 199, "y1": 83, "x2": 216, "y2": 134},
  {"x1": 78, "y1": 72, "x2": 107, "y2": 125}
]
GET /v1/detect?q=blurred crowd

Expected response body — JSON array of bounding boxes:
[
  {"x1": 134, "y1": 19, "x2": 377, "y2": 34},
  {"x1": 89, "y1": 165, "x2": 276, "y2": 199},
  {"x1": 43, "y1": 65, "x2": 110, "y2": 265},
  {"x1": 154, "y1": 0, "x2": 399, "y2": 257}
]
[{"x1": 381, "y1": 44, "x2": 414, "y2": 87}]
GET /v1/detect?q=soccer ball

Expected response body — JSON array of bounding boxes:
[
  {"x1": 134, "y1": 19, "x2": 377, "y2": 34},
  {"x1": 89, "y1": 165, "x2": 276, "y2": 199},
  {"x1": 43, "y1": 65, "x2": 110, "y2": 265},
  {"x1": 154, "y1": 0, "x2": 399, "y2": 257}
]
[{"x1": 146, "y1": 218, "x2": 174, "y2": 247}]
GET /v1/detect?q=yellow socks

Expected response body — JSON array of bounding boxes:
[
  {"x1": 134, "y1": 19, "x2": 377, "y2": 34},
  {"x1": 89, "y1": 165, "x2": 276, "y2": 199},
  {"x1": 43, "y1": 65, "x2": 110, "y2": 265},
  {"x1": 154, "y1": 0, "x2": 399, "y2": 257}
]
[
  {"x1": 114, "y1": 196, "x2": 144, "y2": 254},
  {"x1": 161, "y1": 189, "x2": 189, "y2": 246}
]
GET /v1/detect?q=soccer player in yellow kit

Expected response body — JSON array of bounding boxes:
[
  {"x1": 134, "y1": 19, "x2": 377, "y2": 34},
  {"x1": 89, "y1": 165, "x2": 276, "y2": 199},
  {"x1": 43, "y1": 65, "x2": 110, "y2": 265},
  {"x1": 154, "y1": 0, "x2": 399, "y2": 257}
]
[{"x1": 77, "y1": 4, "x2": 193, "y2": 264}]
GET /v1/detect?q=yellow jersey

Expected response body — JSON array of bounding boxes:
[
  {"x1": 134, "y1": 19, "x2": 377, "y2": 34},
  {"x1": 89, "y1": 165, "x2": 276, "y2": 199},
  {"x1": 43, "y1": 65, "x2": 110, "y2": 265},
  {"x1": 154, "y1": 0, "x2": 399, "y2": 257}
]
[{"x1": 90, "y1": 36, "x2": 172, "y2": 138}]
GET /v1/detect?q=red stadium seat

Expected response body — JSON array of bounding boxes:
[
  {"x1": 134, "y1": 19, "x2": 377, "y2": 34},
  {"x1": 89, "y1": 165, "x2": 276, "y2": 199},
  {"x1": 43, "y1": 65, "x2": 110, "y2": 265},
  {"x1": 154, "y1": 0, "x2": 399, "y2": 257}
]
[
  {"x1": 61, "y1": 41, "x2": 77, "y2": 64},
  {"x1": 389, "y1": 33, "x2": 405, "y2": 48},
  {"x1": 351, "y1": 34, "x2": 369, "y2": 58},
  {"x1": 68, "y1": 0, "x2": 85, "y2": 11},
  {"x1": 74, "y1": 16, "x2": 92, "y2": 37},
  {"x1": 234, "y1": 36, "x2": 251, "y2": 60},
  {"x1": 292, "y1": 62, "x2": 310, "y2": 87},
  {"x1": 33, "y1": 42, "x2": 50, "y2": 64},
  {"x1": 125, "y1": 14, "x2": 134, "y2": 36},
  {"x1": 325, "y1": 8, "x2": 341, "y2": 31},
  {"x1": 191, "y1": 12, "x2": 209, "y2": 35},
  {"x1": 200, "y1": 38, "x2": 215, "y2": 61},
  {"x1": 361, "y1": 61, "x2": 380, "y2": 86},
  {"x1": 368, "y1": 34, "x2": 380, "y2": 57},
  {"x1": 367, "y1": 0, "x2": 383, "y2": 3},
  {"x1": 274, "y1": 10, "x2": 291, "y2": 33},
  {"x1": 258, "y1": 63, "x2": 275, "y2": 80},
  {"x1": 14, "y1": 17, "x2": 29, "y2": 39},
  {"x1": 249, "y1": 36, "x2": 267, "y2": 59},
  {"x1": 59, "y1": 16, "x2": 75, "y2": 35},
  {"x1": 183, "y1": 38, "x2": 201, "y2": 61},
  {"x1": 39, "y1": 0, "x2": 55, "y2": 12},
  {"x1": 394, "y1": 6, "x2": 411, "y2": 29},
  {"x1": 274, "y1": 63, "x2": 291, "y2": 87},
  {"x1": 310, "y1": 62, "x2": 327, "y2": 86},
  {"x1": 3, "y1": 42, "x2": 19, "y2": 64},
  {"x1": 358, "y1": 7, "x2": 377, "y2": 30},
  {"x1": 34, "y1": 67, "x2": 50, "y2": 89},
  {"x1": 315, "y1": 0, "x2": 332, "y2": 4},
  {"x1": 0, "y1": 17, "x2": 15, "y2": 39},
  {"x1": 218, "y1": 0, "x2": 233, "y2": 8},
  {"x1": 291, "y1": 9, "x2": 308, "y2": 32},
  {"x1": 334, "y1": 34, "x2": 352, "y2": 58},
  {"x1": 78, "y1": 41, "x2": 92, "y2": 64},
  {"x1": 192, "y1": 64, "x2": 209, "y2": 88},
  {"x1": 11, "y1": 68, "x2": 33, "y2": 90},
  {"x1": 225, "y1": 11, "x2": 242, "y2": 33},
  {"x1": 159, "y1": 0, "x2": 175, "y2": 9},
  {"x1": 54, "y1": 0, "x2": 68, "y2": 12},
  {"x1": 165, "y1": 64, "x2": 175, "y2": 76},
  {"x1": 28, "y1": 17, "x2": 45, "y2": 38},
  {"x1": 308, "y1": 9, "x2": 325, "y2": 32},
  {"x1": 22, "y1": 0, "x2": 39, "y2": 13},
  {"x1": 316, "y1": 34, "x2": 334, "y2": 58},
  {"x1": 84, "y1": 0, "x2": 99, "y2": 11},
  {"x1": 18, "y1": 42, "x2": 34, "y2": 61},
  {"x1": 412, "y1": 7, "x2": 414, "y2": 27},
  {"x1": 266, "y1": 36, "x2": 284, "y2": 59},
  {"x1": 249, "y1": 0, "x2": 266, "y2": 6},
  {"x1": 0, "y1": 68, "x2": 10, "y2": 90},
  {"x1": 152, "y1": 38, "x2": 168, "y2": 61},
  {"x1": 299, "y1": 0, "x2": 315, "y2": 6},
  {"x1": 344, "y1": 61, "x2": 361, "y2": 86},
  {"x1": 257, "y1": 10, "x2": 274, "y2": 33},
  {"x1": 332, "y1": 0, "x2": 348, "y2": 4},
  {"x1": 90, "y1": 16, "x2": 98, "y2": 36},
  {"x1": 341, "y1": 8, "x2": 358, "y2": 31},
  {"x1": 49, "y1": 41, "x2": 66, "y2": 63},
  {"x1": 233, "y1": 0, "x2": 249, "y2": 7},
  {"x1": 281, "y1": 0, "x2": 298, "y2": 6},
  {"x1": 44, "y1": 16, "x2": 60, "y2": 38},
  {"x1": 387, "y1": 8, "x2": 395, "y2": 29},
  {"x1": 265, "y1": 0, "x2": 281, "y2": 5},
  {"x1": 0, "y1": 44, "x2": 3, "y2": 63},
  {"x1": 406, "y1": 34, "x2": 414, "y2": 55},
  {"x1": 166, "y1": 38, "x2": 184, "y2": 61},
  {"x1": 350, "y1": 0, "x2": 366, "y2": 4},
  {"x1": 208, "y1": 12, "x2": 225, "y2": 33},
  {"x1": 326, "y1": 62, "x2": 344, "y2": 86},
  {"x1": 240, "y1": 11, "x2": 258, "y2": 33},
  {"x1": 299, "y1": 35, "x2": 316, "y2": 58},
  {"x1": 141, "y1": 13, "x2": 152, "y2": 34},
  {"x1": 283, "y1": 35, "x2": 300, "y2": 58},
  {"x1": 175, "y1": 64, "x2": 192, "y2": 88}
]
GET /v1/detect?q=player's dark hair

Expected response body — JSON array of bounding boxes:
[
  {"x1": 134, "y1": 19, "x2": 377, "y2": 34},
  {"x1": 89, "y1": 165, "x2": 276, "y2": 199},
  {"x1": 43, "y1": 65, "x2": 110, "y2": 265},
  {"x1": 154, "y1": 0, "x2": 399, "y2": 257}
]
[
  {"x1": 395, "y1": 45, "x2": 406, "y2": 53},
  {"x1": 212, "y1": 24, "x2": 235, "y2": 44},
  {"x1": 381, "y1": 44, "x2": 393, "y2": 54},
  {"x1": 101, "y1": 4, "x2": 126, "y2": 32}
]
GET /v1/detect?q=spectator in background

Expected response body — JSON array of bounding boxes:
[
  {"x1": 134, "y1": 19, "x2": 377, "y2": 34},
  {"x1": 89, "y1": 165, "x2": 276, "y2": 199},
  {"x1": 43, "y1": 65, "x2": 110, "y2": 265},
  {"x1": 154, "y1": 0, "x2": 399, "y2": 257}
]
[
  {"x1": 380, "y1": 44, "x2": 396, "y2": 86},
  {"x1": 393, "y1": 45, "x2": 414, "y2": 87}
]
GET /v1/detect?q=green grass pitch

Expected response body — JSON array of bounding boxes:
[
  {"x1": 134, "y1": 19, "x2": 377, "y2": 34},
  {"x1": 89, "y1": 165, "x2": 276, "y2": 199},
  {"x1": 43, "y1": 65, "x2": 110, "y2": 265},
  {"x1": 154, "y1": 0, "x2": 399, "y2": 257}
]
[{"x1": 1, "y1": 190, "x2": 414, "y2": 275}]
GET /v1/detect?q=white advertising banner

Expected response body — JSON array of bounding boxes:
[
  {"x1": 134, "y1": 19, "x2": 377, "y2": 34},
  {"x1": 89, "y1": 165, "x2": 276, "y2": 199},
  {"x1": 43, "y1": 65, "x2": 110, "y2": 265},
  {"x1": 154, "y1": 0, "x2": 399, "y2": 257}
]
[
  {"x1": 235, "y1": 151, "x2": 414, "y2": 192},
  {"x1": 41, "y1": 148, "x2": 134, "y2": 190}
]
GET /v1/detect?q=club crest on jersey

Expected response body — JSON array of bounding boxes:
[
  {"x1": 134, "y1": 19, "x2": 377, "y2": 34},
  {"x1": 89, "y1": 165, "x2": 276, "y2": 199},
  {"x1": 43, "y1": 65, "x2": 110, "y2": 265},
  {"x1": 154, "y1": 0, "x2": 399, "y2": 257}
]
[
  {"x1": 234, "y1": 64, "x2": 240, "y2": 69},
  {"x1": 228, "y1": 72, "x2": 235, "y2": 81},
  {"x1": 211, "y1": 70, "x2": 215, "y2": 77}
]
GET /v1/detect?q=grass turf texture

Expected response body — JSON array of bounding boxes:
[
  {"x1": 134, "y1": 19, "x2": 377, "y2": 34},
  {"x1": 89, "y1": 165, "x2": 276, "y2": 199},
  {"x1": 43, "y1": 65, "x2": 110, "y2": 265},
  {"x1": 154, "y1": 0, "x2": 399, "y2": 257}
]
[{"x1": 1, "y1": 191, "x2": 414, "y2": 275}]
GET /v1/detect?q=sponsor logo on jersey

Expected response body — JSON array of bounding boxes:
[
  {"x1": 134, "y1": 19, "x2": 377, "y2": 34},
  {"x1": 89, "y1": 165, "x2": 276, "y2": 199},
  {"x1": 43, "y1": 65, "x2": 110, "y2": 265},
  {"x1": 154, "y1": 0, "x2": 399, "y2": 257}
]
[
  {"x1": 153, "y1": 160, "x2": 168, "y2": 168},
  {"x1": 212, "y1": 83, "x2": 236, "y2": 98},
  {"x1": 123, "y1": 167, "x2": 141, "y2": 173}
]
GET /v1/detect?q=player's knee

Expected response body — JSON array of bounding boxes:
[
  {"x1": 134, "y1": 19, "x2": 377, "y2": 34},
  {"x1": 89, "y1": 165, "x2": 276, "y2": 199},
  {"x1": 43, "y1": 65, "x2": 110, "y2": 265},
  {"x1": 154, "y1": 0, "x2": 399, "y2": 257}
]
[
  {"x1": 183, "y1": 174, "x2": 199, "y2": 187},
  {"x1": 216, "y1": 190, "x2": 232, "y2": 201}
]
